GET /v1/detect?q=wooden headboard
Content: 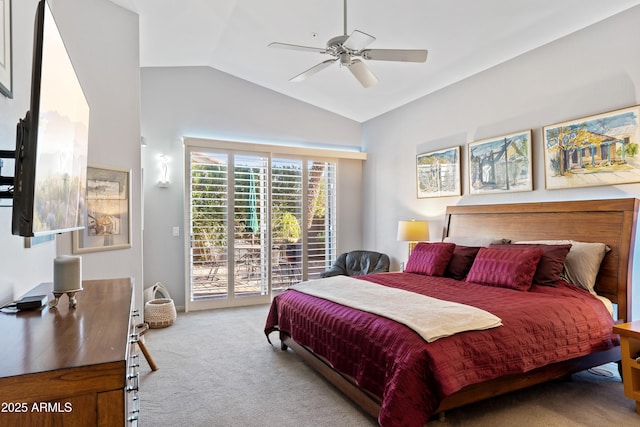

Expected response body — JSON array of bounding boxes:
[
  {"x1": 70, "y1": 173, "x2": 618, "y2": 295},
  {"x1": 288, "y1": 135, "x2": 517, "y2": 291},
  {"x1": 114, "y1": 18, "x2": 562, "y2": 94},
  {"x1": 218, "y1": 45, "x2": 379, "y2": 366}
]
[{"x1": 443, "y1": 198, "x2": 638, "y2": 322}]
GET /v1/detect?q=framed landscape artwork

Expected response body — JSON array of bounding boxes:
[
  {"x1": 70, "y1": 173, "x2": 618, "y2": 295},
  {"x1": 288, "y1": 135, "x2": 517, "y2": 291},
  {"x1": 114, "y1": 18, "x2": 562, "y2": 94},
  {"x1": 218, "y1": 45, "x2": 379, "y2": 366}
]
[
  {"x1": 543, "y1": 105, "x2": 640, "y2": 189},
  {"x1": 468, "y1": 130, "x2": 533, "y2": 195},
  {"x1": 72, "y1": 165, "x2": 131, "y2": 253},
  {"x1": 416, "y1": 146, "x2": 461, "y2": 198}
]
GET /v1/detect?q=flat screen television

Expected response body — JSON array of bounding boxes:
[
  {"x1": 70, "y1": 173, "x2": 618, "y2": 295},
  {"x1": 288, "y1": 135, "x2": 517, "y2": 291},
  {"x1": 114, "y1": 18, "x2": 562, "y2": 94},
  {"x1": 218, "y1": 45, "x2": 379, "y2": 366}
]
[{"x1": 6, "y1": 0, "x2": 90, "y2": 237}]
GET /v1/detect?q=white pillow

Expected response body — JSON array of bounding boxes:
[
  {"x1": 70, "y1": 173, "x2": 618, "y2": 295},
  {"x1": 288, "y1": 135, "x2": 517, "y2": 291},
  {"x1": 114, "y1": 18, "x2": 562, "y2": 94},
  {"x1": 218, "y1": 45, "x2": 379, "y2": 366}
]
[{"x1": 515, "y1": 240, "x2": 609, "y2": 294}]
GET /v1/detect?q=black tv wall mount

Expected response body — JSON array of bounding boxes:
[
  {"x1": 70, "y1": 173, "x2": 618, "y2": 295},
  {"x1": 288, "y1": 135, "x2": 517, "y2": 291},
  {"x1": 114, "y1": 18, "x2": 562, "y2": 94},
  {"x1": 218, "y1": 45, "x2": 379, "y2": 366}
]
[{"x1": 0, "y1": 149, "x2": 15, "y2": 199}]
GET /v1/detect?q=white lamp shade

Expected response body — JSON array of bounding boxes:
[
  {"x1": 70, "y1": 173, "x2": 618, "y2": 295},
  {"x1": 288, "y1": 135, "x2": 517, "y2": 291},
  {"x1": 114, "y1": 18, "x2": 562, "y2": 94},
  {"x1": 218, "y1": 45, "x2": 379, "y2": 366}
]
[{"x1": 397, "y1": 220, "x2": 430, "y2": 242}]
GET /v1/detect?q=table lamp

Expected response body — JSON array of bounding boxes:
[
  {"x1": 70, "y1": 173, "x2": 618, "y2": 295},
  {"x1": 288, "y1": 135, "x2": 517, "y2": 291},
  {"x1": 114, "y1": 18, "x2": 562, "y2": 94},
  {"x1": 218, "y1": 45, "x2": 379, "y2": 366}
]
[{"x1": 397, "y1": 219, "x2": 430, "y2": 258}]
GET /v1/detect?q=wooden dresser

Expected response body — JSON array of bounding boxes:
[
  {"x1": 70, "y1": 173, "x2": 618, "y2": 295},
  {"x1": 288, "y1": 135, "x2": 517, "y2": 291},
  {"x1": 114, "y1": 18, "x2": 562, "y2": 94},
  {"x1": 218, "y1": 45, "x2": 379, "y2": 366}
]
[{"x1": 0, "y1": 278, "x2": 139, "y2": 426}]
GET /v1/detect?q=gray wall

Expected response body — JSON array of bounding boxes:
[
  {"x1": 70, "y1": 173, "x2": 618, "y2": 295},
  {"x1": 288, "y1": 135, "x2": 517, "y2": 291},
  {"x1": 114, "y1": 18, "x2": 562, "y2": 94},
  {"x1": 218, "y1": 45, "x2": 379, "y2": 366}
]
[
  {"x1": 362, "y1": 6, "x2": 640, "y2": 319},
  {"x1": 0, "y1": 0, "x2": 143, "y2": 311},
  {"x1": 140, "y1": 66, "x2": 363, "y2": 309}
]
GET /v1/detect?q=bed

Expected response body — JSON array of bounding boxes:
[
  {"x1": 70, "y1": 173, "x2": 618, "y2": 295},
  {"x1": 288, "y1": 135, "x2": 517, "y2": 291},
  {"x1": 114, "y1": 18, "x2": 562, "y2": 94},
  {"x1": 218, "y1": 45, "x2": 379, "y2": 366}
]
[{"x1": 264, "y1": 198, "x2": 638, "y2": 426}]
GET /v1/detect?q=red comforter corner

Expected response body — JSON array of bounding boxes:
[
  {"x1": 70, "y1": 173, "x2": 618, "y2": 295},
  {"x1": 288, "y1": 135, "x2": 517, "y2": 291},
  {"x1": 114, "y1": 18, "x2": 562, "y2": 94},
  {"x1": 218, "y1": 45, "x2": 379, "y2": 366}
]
[{"x1": 264, "y1": 273, "x2": 617, "y2": 427}]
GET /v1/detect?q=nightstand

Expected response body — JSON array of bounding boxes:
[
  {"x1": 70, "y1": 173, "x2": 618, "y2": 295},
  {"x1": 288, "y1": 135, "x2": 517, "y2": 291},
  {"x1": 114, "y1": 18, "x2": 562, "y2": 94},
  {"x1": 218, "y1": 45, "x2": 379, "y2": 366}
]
[{"x1": 613, "y1": 321, "x2": 640, "y2": 414}]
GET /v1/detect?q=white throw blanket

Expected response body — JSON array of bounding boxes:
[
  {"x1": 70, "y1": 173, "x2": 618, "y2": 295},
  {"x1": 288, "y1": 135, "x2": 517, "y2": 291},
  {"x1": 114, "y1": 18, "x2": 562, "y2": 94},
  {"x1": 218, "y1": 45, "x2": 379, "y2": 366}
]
[{"x1": 290, "y1": 276, "x2": 502, "y2": 342}]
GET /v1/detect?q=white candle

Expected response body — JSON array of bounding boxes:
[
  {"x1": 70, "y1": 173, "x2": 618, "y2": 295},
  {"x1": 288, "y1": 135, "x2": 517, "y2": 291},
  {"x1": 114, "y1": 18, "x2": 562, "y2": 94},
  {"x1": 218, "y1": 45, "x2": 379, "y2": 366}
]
[{"x1": 53, "y1": 256, "x2": 82, "y2": 292}]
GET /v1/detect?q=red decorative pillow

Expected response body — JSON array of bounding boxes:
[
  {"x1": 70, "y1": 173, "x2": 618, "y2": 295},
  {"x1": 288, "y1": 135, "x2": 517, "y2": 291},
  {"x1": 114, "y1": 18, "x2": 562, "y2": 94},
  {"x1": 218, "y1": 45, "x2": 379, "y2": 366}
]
[
  {"x1": 444, "y1": 245, "x2": 481, "y2": 280},
  {"x1": 405, "y1": 242, "x2": 456, "y2": 276},
  {"x1": 490, "y1": 243, "x2": 572, "y2": 286},
  {"x1": 466, "y1": 247, "x2": 544, "y2": 291}
]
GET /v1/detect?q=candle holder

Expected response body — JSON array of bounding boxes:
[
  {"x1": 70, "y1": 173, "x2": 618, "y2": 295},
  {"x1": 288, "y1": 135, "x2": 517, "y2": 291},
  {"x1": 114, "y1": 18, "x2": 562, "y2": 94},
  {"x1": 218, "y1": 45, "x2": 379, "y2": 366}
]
[
  {"x1": 49, "y1": 289, "x2": 83, "y2": 308},
  {"x1": 52, "y1": 255, "x2": 83, "y2": 308}
]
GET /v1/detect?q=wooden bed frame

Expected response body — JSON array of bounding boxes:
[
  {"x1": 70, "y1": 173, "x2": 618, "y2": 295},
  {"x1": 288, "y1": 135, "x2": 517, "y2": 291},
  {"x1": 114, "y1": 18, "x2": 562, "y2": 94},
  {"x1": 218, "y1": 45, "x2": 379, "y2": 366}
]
[{"x1": 279, "y1": 198, "x2": 639, "y2": 420}]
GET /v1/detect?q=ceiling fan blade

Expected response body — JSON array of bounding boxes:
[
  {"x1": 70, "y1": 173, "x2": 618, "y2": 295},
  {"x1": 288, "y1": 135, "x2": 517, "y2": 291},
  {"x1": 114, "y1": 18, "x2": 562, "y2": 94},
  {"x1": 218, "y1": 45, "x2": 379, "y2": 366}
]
[
  {"x1": 343, "y1": 30, "x2": 376, "y2": 52},
  {"x1": 290, "y1": 59, "x2": 337, "y2": 82},
  {"x1": 362, "y1": 49, "x2": 428, "y2": 62},
  {"x1": 268, "y1": 42, "x2": 326, "y2": 54},
  {"x1": 348, "y1": 59, "x2": 378, "y2": 88}
]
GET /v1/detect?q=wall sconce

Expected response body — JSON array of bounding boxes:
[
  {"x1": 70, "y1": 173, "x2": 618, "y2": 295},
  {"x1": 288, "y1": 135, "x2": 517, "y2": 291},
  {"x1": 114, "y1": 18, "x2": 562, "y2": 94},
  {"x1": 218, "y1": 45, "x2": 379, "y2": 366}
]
[
  {"x1": 158, "y1": 154, "x2": 170, "y2": 188},
  {"x1": 397, "y1": 219, "x2": 430, "y2": 258}
]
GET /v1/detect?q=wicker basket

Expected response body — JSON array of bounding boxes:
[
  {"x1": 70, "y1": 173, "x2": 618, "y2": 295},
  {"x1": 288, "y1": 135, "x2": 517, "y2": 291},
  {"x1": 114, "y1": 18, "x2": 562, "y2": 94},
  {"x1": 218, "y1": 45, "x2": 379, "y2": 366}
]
[
  {"x1": 145, "y1": 298, "x2": 177, "y2": 328},
  {"x1": 144, "y1": 282, "x2": 172, "y2": 304}
]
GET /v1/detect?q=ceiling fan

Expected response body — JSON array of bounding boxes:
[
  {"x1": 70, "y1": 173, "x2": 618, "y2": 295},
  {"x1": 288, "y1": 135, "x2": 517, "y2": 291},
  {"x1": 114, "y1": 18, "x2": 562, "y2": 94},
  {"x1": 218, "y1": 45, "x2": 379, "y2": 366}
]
[{"x1": 268, "y1": 0, "x2": 428, "y2": 88}]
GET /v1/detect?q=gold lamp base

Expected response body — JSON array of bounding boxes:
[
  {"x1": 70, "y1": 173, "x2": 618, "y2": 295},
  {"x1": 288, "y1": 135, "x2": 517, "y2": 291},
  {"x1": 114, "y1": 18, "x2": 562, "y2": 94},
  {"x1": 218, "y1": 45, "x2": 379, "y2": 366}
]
[{"x1": 408, "y1": 241, "x2": 418, "y2": 259}]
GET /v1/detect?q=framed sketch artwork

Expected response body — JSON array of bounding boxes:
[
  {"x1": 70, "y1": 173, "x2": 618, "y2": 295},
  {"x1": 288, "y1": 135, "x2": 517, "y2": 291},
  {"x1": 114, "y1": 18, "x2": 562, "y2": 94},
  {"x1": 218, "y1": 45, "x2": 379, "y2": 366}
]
[
  {"x1": 543, "y1": 105, "x2": 640, "y2": 189},
  {"x1": 72, "y1": 165, "x2": 131, "y2": 253},
  {"x1": 468, "y1": 130, "x2": 533, "y2": 195},
  {"x1": 416, "y1": 146, "x2": 461, "y2": 198}
]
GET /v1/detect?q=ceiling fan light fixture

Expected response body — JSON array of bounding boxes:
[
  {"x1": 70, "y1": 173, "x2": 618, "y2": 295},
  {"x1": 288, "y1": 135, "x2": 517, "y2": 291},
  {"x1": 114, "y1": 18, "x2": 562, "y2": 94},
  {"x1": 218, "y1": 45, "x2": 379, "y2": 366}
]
[{"x1": 268, "y1": 0, "x2": 428, "y2": 88}]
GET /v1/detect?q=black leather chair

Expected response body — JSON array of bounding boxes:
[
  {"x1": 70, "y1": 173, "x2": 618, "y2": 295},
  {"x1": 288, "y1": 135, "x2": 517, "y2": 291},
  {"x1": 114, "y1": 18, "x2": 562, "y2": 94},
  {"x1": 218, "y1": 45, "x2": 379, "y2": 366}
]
[{"x1": 320, "y1": 250, "x2": 390, "y2": 278}]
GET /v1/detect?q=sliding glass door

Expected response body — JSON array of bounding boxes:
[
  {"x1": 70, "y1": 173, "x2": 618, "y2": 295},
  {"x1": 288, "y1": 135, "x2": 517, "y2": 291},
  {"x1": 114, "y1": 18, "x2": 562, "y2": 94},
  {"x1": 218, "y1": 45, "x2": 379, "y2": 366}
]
[
  {"x1": 186, "y1": 146, "x2": 337, "y2": 311},
  {"x1": 188, "y1": 151, "x2": 269, "y2": 308}
]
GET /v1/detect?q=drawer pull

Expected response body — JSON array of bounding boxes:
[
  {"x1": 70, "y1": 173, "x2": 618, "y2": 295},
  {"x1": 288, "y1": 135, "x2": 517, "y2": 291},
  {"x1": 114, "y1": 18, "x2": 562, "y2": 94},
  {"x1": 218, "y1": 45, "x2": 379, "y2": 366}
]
[
  {"x1": 129, "y1": 332, "x2": 139, "y2": 344},
  {"x1": 126, "y1": 372, "x2": 139, "y2": 392},
  {"x1": 129, "y1": 354, "x2": 140, "y2": 367},
  {"x1": 130, "y1": 392, "x2": 140, "y2": 414}
]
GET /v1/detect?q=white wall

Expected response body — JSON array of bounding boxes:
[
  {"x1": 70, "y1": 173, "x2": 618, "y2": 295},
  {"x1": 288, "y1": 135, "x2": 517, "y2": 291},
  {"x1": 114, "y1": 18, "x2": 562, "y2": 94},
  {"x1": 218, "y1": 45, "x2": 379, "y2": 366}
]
[
  {"x1": 0, "y1": 0, "x2": 51, "y2": 304},
  {"x1": 362, "y1": 6, "x2": 640, "y2": 319},
  {"x1": 141, "y1": 8, "x2": 640, "y2": 317},
  {"x1": 0, "y1": 0, "x2": 142, "y2": 311},
  {"x1": 140, "y1": 66, "x2": 362, "y2": 309}
]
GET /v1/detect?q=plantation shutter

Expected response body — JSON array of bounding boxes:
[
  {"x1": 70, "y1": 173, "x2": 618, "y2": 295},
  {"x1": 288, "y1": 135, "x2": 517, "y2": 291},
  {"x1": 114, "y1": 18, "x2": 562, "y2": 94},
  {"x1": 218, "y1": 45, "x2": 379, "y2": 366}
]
[
  {"x1": 189, "y1": 152, "x2": 230, "y2": 299},
  {"x1": 271, "y1": 158, "x2": 304, "y2": 290},
  {"x1": 307, "y1": 161, "x2": 337, "y2": 279}
]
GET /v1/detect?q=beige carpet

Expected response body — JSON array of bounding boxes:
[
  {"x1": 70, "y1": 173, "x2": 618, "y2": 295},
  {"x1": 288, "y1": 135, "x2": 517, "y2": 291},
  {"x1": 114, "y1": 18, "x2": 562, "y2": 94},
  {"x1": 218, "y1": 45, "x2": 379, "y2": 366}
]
[{"x1": 139, "y1": 304, "x2": 639, "y2": 426}]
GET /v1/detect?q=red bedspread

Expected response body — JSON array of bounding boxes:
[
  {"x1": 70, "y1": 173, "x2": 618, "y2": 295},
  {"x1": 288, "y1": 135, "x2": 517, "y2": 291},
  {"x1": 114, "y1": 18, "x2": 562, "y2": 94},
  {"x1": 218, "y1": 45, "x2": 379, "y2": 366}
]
[{"x1": 264, "y1": 273, "x2": 618, "y2": 427}]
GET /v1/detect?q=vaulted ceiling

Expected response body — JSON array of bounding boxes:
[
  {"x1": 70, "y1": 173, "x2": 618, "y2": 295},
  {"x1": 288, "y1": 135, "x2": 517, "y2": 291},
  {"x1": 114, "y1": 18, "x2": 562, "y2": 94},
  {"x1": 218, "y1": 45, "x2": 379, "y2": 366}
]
[{"x1": 108, "y1": 0, "x2": 640, "y2": 122}]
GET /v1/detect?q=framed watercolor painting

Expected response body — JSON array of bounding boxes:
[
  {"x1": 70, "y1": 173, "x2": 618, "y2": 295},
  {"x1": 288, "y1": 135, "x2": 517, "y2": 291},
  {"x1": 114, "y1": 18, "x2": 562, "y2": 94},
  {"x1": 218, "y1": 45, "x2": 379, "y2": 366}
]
[
  {"x1": 468, "y1": 130, "x2": 532, "y2": 195},
  {"x1": 543, "y1": 105, "x2": 640, "y2": 189},
  {"x1": 72, "y1": 165, "x2": 131, "y2": 253},
  {"x1": 416, "y1": 146, "x2": 461, "y2": 198}
]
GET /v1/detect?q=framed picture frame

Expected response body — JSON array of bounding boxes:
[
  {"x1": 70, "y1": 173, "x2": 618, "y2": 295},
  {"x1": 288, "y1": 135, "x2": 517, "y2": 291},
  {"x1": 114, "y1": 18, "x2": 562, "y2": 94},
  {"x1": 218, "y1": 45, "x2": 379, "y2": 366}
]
[
  {"x1": 543, "y1": 105, "x2": 640, "y2": 190},
  {"x1": 416, "y1": 146, "x2": 461, "y2": 198},
  {"x1": 0, "y1": 0, "x2": 13, "y2": 98},
  {"x1": 72, "y1": 165, "x2": 131, "y2": 254},
  {"x1": 468, "y1": 129, "x2": 533, "y2": 195}
]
